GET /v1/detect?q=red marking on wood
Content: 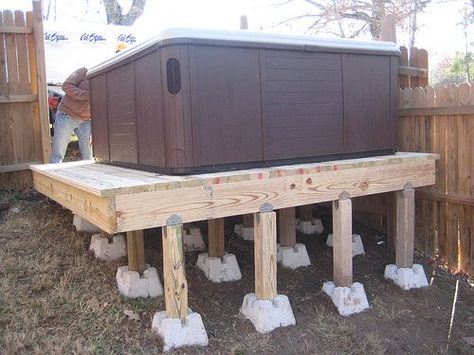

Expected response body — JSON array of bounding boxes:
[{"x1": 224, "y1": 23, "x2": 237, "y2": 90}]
[
  {"x1": 257, "y1": 172, "x2": 263, "y2": 179},
  {"x1": 298, "y1": 168, "x2": 304, "y2": 174},
  {"x1": 333, "y1": 165, "x2": 338, "y2": 171},
  {"x1": 213, "y1": 177, "x2": 221, "y2": 184}
]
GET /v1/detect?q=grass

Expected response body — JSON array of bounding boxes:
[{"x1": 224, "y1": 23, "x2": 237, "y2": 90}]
[
  {"x1": 1, "y1": 190, "x2": 473, "y2": 354},
  {"x1": 0, "y1": 192, "x2": 162, "y2": 354}
]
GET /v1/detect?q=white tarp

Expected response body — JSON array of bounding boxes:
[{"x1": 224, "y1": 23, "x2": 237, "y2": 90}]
[{"x1": 43, "y1": 21, "x2": 141, "y2": 84}]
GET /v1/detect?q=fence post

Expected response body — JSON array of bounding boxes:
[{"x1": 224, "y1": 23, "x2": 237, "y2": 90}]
[{"x1": 32, "y1": 0, "x2": 51, "y2": 163}]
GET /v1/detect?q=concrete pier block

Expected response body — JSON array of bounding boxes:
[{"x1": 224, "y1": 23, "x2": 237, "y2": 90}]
[
  {"x1": 152, "y1": 309, "x2": 208, "y2": 352},
  {"x1": 116, "y1": 264, "x2": 163, "y2": 298},
  {"x1": 326, "y1": 233, "x2": 365, "y2": 257},
  {"x1": 384, "y1": 264, "x2": 429, "y2": 290},
  {"x1": 73, "y1": 214, "x2": 101, "y2": 233},
  {"x1": 89, "y1": 233, "x2": 127, "y2": 261},
  {"x1": 296, "y1": 218, "x2": 324, "y2": 235},
  {"x1": 322, "y1": 281, "x2": 370, "y2": 316},
  {"x1": 183, "y1": 226, "x2": 206, "y2": 252},
  {"x1": 196, "y1": 253, "x2": 242, "y2": 282},
  {"x1": 277, "y1": 243, "x2": 311, "y2": 269},
  {"x1": 233, "y1": 223, "x2": 254, "y2": 241},
  {"x1": 240, "y1": 293, "x2": 296, "y2": 333}
]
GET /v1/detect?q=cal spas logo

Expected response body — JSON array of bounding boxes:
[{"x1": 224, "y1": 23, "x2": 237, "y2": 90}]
[
  {"x1": 117, "y1": 33, "x2": 136, "y2": 44},
  {"x1": 80, "y1": 33, "x2": 107, "y2": 43},
  {"x1": 44, "y1": 32, "x2": 69, "y2": 43}
]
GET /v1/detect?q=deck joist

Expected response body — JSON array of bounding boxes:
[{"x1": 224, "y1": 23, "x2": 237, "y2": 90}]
[{"x1": 31, "y1": 152, "x2": 438, "y2": 234}]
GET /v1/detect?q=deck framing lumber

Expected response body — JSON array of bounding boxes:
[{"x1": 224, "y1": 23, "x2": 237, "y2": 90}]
[
  {"x1": 31, "y1": 153, "x2": 437, "y2": 234},
  {"x1": 208, "y1": 218, "x2": 225, "y2": 258},
  {"x1": 32, "y1": 170, "x2": 116, "y2": 233},
  {"x1": 127, "y1": 230, "x2": 145, "y2": 274},
  {"x1": 163, "y1": 216, "x2": 188, "y2": 320},
  {"x1": 333, "y1": 194, "x2": 353, "y2": 287},
  {"x1": 254, "y1": 207, "x2": 277, "y2": 300},
  {"x1": 278, "y1": 207, "x2": 296, "y2": 247},
  {"x1": 395, "y1": 184, "x2": 415, "y2": 268}
]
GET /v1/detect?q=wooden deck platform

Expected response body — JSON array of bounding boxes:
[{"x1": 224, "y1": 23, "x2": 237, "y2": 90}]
[
  {"x1": 31, "y1": 152, "x2": 438, "y2": 337},
  {"x1": 31, "y1": 152, "x2": 437, "y2": 234}
]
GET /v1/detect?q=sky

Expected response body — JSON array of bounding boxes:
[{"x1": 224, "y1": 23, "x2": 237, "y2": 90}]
[{"x1": 1, "y1": 0, "x2": 472, "y2": 81}]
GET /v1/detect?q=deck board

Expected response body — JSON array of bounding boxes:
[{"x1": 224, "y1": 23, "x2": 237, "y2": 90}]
[
  {"x1": 31, "y1": 152, "x2": 438, "y2": 233},
  {"x1": 31, "y1": 152, "x2": 437, "y2": 197}
]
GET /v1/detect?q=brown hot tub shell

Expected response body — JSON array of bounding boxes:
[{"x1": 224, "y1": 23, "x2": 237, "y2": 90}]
[{"x1": 87, "y1": 29, "x2": 400, "y2": 174}]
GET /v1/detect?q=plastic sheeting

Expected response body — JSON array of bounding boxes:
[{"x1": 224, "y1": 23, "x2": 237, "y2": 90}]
[{"x1": 43, "y1": 21, "x2": 140, "y2": 83}]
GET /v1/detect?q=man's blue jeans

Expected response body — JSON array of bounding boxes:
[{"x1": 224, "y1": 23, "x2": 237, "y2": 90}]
[{"x1": 50, "y1": 110, "x2": 92, "y2": 163}]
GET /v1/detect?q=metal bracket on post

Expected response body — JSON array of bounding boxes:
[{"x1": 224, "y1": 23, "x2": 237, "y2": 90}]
[
  {"x1": 166, "y1": 214, "x2": 183, "y2": 226},
  {"x1": 335, "y1": 191, "x2": 350, "y2": 209},
  {"x1": 259, "y1": 203, "x2": 274, "y2": 213},
  {"x1": 339, "y1": 191, "x2": 350, "y2": 200}
]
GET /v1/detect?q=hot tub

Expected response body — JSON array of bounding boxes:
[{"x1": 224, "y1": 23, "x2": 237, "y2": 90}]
[{"x1": 87, "y1": 28, "x2": 400, "y2": 174}]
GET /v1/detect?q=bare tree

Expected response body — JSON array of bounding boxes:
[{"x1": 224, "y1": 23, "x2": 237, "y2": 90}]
[
  {"x1": 102, "y1": 0, "x2": 147, "y2": 26},
  {"x1": 42, "y1": 0, "x2": 147, "y2": 26},
  {"x1": 272, "y1": 0, "x2": 433, "y2": 39}
]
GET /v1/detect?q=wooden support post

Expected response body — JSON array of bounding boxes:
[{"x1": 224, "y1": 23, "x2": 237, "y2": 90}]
[
  {"x1": 126, "y1": 230, "x2": 145, "y2": 274},
  {"x1": 240, "y1": 15, "x2": 248, "y2": 30},
  {"x1": 332, "y1": 193, "x2": 353, "y2": 287},
  {"x1": 254, "y1": 204, "x2": 277, "y2": 300},
  {"x1": 395, "y1": 185, "x2": 415, "y2": 268},
  {"x1": 208, "y1": 218, "x2": 225, "y2": 258},
  {"x1": 163, "y1": 215, "x2": 188, "y2": 320},
  {"x1": 278, "y1": 207, "x2": 296, "y2": 247},
  {"x1": 299, "y1": 205, "x2": 313, "y2": 222},
  {"x1": 243, "y1": 214, "x2": 253, "y2": 228}
]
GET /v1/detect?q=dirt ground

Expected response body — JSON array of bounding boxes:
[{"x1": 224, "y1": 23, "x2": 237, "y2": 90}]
[{"x1": 0, "y1": 189, "x2": 473, "y2": 355}]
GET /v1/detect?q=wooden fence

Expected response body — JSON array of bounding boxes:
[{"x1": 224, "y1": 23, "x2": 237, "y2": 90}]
[
  {"x1": 399, "y1": 83, "x2": 474, "y2": 275},
  {"x1": 0, "y1": 2, "x2": 50, "y2": 190},
  {"x1": 398, "y1": 46, "x2": 428, "y2": 89}
]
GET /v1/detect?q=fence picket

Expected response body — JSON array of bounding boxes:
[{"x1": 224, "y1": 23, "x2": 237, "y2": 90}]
[
  {"x1": 399, "y1": 84, "x2": 473, "y2": 274},
  {"x1": 0, "y1": 5, "x2": 48, "y2": 188}
]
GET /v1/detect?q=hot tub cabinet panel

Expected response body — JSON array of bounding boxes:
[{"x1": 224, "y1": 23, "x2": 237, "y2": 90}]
[
  {"x1": 261, "y1": 50, "x2": 344, "y2": 160},
  {"x1": 87, "y1": 29, "x2": 400, "y2": 174}
]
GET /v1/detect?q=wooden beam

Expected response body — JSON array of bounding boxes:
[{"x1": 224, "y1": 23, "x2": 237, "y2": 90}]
[
  {"x1": 416, "y1": 189, "x2": 474, "y2": 207},
  {"x1": 31, "y1": 153, "x2": 437, "y2": 197},
  {"x1": 32, "y1": 1, "x2": 51, "y2": 163},
  {"x1": 395, "y1": 185, "x2": 415, "y2": 268},
  {"x1": 126, "y1": 230, "x2": 145, "y2": 274},
  {"x1": 0, "y1": 94, "x2": 37, "y2": 103},
  {"x1": 379, "y1": 14, "x2": 396, "y2": 43},
  {"x1": 32, "y1": 171, "x2": 116, "y2": 233},
  {"x1": 386, "y1": 192, "x2": 396, "y2": 250},
  {"x1": 299, "y1": 205, "x2": 313, "y2": 222},
  {"x1": 0, "y1": 161, "x2": 42, "y2": 173},
  {"x1": 398, "y1": 65, "x2": 427, "y2": 78},
  {"x1": 278, "y1": 207, "x2": 296, "y2": 247},
  {"x1": 163, "y1": 215, "x2": 188, "y2": 320},
  {"x1": 114, "y1": 159, "x2": 436, "y2": 232},
  {"x1": 240, "y1": 15, "x2": 248, "y2": 30},
  {"x1": 254, "y1": 204, "x2": 277, "y2": 300},
  {"x1": 399, "y1": 106, "x2": 474, "y2": 116},
  {"x1": 0, "y1": 25, "x2": 32, "y2": 34},
  {"x1": 332, "y1": 194, "x2": 353, "y2": 287},
  {"x1": 208, "y1": 218, "x2": 225, "y2": 258}
]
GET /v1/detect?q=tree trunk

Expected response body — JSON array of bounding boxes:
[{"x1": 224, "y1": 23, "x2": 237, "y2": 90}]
[
  {"x1": 370, "y1": 0, "x2": 386, "y2": 39},
  {"x1": 103, "y1": 0, "x2": 147, "y2": 26},
  {"x1": 409, "y1": 1, "x2": 419, "y2": 48}
]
